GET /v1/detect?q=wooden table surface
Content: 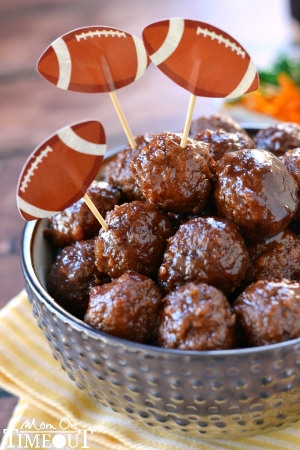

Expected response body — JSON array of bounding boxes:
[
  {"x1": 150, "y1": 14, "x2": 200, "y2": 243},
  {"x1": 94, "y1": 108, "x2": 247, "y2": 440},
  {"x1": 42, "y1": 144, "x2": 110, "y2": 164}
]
[{"x1": 0, "y1": 0, "x2": 293, "y2": 443}]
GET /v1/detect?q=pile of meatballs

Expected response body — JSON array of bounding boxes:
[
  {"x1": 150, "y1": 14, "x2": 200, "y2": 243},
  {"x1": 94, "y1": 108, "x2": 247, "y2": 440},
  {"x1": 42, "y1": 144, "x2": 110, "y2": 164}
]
[{"x1": 45, "y1": 114, "x2": 300, "y2": 351}]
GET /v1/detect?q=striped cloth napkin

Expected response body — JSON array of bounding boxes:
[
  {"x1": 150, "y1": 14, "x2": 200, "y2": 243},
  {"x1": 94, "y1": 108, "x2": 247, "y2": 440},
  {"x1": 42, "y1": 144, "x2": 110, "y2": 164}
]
[{"x1": 1, "y1": 291, "x2": 300, "y2": 450}]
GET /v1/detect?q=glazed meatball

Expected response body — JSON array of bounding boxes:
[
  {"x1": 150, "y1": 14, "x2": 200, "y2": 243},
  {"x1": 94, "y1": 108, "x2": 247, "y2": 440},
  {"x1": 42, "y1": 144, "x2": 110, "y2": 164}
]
[
  {"x1": 44, "y1": 181, "x2": 121, "y2": 247},
  {"x1": 130, "y1": 131, "x2": 216, "y2": 215},
  {"x1": 47, "y1": 239, "x2": 109, "y2": 319},
  {"x1": 194, "y1": 128, "x2": 255, "y2": 161},
  {"x1": 158, "y1": 282, "x2": 236, "y2": 350},
  {"x1": 243, "y1": 229, "x2": 300, "y2": 286},
  {"x1": 94, "y1": 200, "x2": 174, "y2": 278},
  {"x1": 279, "y1": 148, "x2": 300, "y2": 220},
  {"x1": 189, "y1": 113, "x2": 247, "y2": 138},
  {"x1": 279, "y1": 147, "x2": 300, "y2": 186},
  {"x1": 102, "y1": 134, "x2": 154, "y2": 202},
  {"x1": 253, "y1": 122, "x2": 300, "y2": 156},
  {"x1": 214, "y1": 149, "x2": 299, "y2": 242},
  {"x1": 84, "y1": 271, "x2": 163, "y2": 344},
  {"x1": 234, "y1": 279, "x2": 300, "y2": 346},
  {"x1": 158, "y1": 216, "x2": 249, "y2": 295}
]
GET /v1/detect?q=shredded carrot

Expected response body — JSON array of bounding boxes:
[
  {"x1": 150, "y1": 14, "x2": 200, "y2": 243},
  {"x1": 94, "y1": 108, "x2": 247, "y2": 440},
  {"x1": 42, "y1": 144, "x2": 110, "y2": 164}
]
[{"x1": 238, "y1": 73, "x2": 300, "y2": 123}]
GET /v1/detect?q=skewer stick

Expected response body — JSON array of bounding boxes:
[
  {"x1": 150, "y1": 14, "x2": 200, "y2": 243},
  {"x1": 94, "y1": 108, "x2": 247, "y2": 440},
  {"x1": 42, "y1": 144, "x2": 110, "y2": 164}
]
[
  {"x1": 109, "y1": 91, "x2": 137, "y2": 150},
  {"x1": 83, "y1": 193, "x2": 108, "y2": 231},
  {"x1": 180, "y1": 94, "x2": 197, "y2": 148}
]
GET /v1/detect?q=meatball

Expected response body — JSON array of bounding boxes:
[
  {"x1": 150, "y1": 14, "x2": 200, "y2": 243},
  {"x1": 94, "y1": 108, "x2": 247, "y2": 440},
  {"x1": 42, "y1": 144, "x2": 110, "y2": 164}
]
[
  {"x1": 84, "y1": 271, "x2": 163, "y2": 344},
  {"x1": 130, "y1": 131, "x2": 216, "y2": 214},
  {"x1": 279, "y1": 148, "x2": 300, "y2": 220},
  {"x1": 47, "y1": 239, "x2": 109, "y2": 319},
  {"x1": 94, "y1": 200, "x2": 174, "y2": 278},
  {"x1": 158, "y1": 282, "x2": 236, "y2": 350},
  {"x1": 158, "y1": 216, "x2": 249, "y2": 295},
  {"x1": 234, "y1": 279, "x2": 300, "y2": 346},
  {"x1": 194, "y1": 128, "x2": 255, "y2": 161},
  {"x1": 214, "y1": 149, "x2": 299, "y2": 242},
  {"x1": 253, "y1": 122, "x2": 300, "y2": 156},
  {"x1": 279, "y1": 147, "x2": 300, "y2": 186},
  {"x1": 44, "y1": 181, "x2": 121, "y2": 247},
  {"x1": 102, "y1": 134, "x2": 154, "y2": 202},
  {"x1": 243, "y1": 229, "x2": 300, "y2": 286},
  {"x1": 189, "y1": 113, "x2": 247, "y2": 138}
]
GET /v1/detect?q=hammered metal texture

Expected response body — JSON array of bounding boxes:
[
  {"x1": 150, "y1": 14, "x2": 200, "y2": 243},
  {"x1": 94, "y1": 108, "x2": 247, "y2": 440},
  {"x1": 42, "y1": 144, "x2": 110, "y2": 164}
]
[{"x1": 21, "y1": 220, "x2": 300, "y2": 439}]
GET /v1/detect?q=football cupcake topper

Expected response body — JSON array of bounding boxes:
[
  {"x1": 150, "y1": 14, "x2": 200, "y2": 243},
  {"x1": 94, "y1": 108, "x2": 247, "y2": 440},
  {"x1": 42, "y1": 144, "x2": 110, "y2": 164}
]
[
  {"x1": 142, "y1": 18, "x2": 259, "y2": 147},
  {"x1": 37, "y1": 26, "x2": 151, "y2": 149},
  {"x1": 17, "y1": 120, "x2": 108, "y2": 230}
]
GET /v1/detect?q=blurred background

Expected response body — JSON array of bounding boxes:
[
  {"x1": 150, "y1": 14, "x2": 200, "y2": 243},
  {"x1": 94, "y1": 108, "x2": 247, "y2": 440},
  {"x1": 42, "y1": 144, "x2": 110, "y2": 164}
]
[
  {"x1": 0, "y1": 0, "x2": 297, "y2": 307},
  {"x1": 0, "y1": 0, "x2": 300, "y2": 435}
]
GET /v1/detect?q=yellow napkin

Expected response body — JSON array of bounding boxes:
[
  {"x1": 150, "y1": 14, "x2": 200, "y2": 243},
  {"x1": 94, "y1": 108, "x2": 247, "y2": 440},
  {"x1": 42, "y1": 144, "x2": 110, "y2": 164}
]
[{"x1": 1, "y1": 291, "x2": 300, "y2": 450}]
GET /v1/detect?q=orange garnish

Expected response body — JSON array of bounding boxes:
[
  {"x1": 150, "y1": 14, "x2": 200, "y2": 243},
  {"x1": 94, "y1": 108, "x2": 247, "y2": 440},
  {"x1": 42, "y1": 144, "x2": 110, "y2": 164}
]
[{"x1": 238, "y1": 73, "x2": 300, "y2": 123}]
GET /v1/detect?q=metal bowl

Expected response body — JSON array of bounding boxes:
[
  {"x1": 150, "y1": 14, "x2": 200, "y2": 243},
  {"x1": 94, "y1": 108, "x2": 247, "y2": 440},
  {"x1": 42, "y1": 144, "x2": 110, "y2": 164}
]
[{"x1": 20, "y1": 217, "x2": 300, "y2": 440}]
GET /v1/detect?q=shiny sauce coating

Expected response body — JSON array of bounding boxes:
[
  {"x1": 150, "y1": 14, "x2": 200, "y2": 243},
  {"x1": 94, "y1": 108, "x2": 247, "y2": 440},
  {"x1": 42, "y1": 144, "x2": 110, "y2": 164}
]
[
  {"x1": 194, "y1": 128, "x2": 255, "y2": 161},
  {"x1": 158, "y1": 216, "x2": 248, "y2": 295},
  {"x1": 44, "y1": 181, "x2": 121, "y2": 247},
  {"x1": 131, "y1": 131, "x2": 216, "y2": 215},
  {"x1": 85, "y1": 271, "x2": 162, "y2": 344},
  {"x1": 214, "y1": 149, "x2": 299, "y2": 241},
  {"x1": 234, "y1": 279, "x2": 300, "y2": 346},
  {"x1": 47, "y1": 239, "x2": 110, "y2": 319},
  {"x1": 158, "y1": 282, "x2": 236, "y2": 350},
  {"x1": 254, "y1": 122, "x2": 300, "y2": 156},
  {"x1": 94, "y1": 200, "x2": 174, "y2": 278}
]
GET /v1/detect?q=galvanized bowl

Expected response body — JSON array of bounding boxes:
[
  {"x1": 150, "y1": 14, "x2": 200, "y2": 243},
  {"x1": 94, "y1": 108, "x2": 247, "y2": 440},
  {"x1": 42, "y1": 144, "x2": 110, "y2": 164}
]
[{"x1": 20, "y1": 217, "x2": 300, "y2": 440}]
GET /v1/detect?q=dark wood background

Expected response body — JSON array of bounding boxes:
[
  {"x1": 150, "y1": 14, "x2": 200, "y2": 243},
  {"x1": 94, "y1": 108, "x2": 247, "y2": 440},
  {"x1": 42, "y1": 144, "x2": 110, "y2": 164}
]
[{"x1": 0, "y1": 0, "x2": 294, "y2": 440}]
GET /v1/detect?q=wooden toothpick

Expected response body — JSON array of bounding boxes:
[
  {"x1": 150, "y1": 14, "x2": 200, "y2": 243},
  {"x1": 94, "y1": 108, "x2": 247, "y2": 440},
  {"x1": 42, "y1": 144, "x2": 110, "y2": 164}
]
[
  {"x1": 180, "y1": 94, "x2": 197, "y2": 148},
  {"x1": 83, "y1": 193, "x2": 108, "y2": 231},
  {"x1": 109, "y1": 91, "x2": 137, "y2": 150}
]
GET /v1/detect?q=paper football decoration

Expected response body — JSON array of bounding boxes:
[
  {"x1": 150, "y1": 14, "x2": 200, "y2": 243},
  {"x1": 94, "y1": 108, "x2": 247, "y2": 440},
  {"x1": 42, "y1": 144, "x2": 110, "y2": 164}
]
[
  {"x1": 17, "y1": 120, "x2": 106, "y2": 221},
  {"x1": 142, "y1": 18, "x2": 259, "y2": 98},
  {"x1": 37, "y1": 26, "x2": 151, "y2": 93}
]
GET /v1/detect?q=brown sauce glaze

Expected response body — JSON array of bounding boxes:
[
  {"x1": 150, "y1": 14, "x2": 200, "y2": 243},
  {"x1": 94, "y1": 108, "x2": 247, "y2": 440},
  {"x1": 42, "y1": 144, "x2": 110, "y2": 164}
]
[
  {"x1": 44, "y1": 117, "x2": 300, "y2": 350},
  {"x1": 84, "y1": 271, "x2": 162, "y2": 344},
  {"x1": 279, "y1": 148, "x2": 300, "y2": 220},
  {"x1": 102, "y1": 134, "x2": 154, "y2": 202},
  {"x1": 194, "y1": 128, "x2": 255, "y2": 161},
  {"x1": 234, "y1": 279, "x2": 300, "y2": 346},
  {"x1": 254, "y1": 122, "x2": 300, "y2": 156},
  {"x1": 158, "y1": 216, "x2": 248, "y2": 295},
  {"x1": 189, "y1": 113, "x2": 248, "y2": 137},
  {"x1": 47, "y1": 239, "x2": 110, "y2": 319},
  {"x1": 158, "y1": 282, "x2": 236, "y2": 350},
  {"x1": 130, "y1": 131, "x2": 216, "y2": 215},
  {"x1": 44, "y1": 181, "x2": 121, "y2": 247},
  {"x1": 214, "y1": 149, "x2": 299, "y2": 242},
  {"x1": 94, "y1": 200, "x2": 174, "y2": 279},
  {"x1": 244, "y1": 229, "x2": 300, "y2": 286}
]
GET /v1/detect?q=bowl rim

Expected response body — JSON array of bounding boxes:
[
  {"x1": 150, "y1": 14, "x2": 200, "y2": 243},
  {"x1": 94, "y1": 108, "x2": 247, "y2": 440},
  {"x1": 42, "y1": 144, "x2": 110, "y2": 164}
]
[{"x1": 20, "y1": 217, "x2": 300, "y2": 358}]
